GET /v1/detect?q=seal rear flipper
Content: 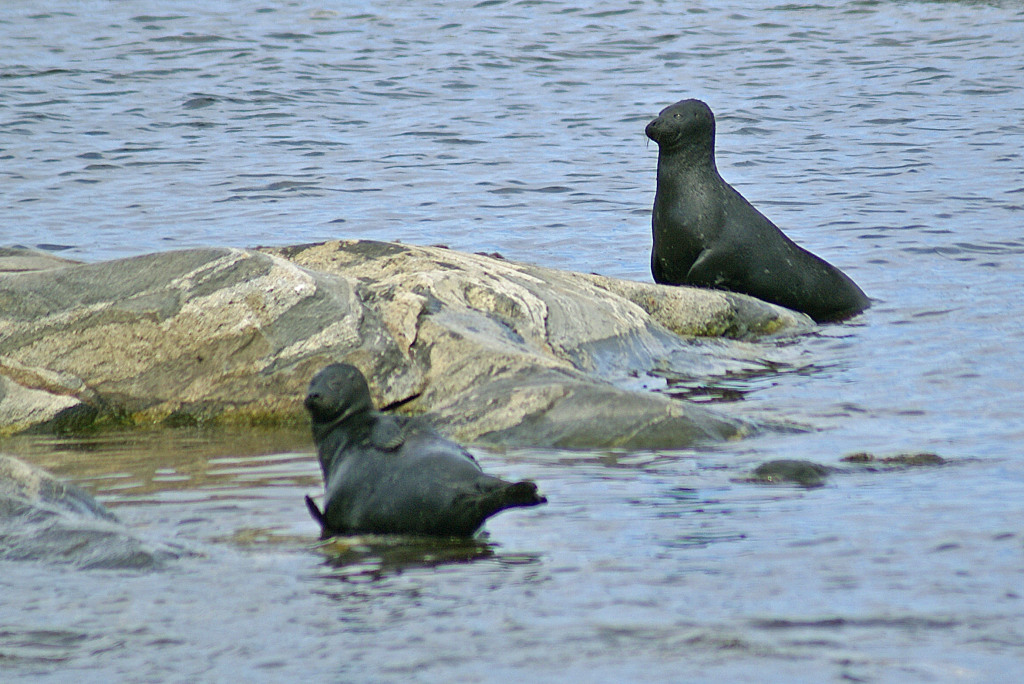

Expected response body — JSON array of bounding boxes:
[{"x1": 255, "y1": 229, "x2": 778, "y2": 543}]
[
  {"x1": 476, "y1": 480, "x2": 547, "y2": 520},
  {"x1": 305, "y1": 494, "x2": 328, "y2": 532}
]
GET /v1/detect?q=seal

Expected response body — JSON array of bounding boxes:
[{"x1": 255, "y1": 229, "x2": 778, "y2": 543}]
[
  {"x1": 303, "y1": 363, "x2": 547, "y2": 537},
  {"x1": 645, "y1": 99, "x2": 870, "y2": 322}
]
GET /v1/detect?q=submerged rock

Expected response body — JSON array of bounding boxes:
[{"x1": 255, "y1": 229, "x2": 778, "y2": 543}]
[
  {"x1": 0, "y1": 240, "x2": 811, "y2": 448},
  {"x1": 0, "y1": 454, "x2": 181, "y2": 569},
  {"x1": 743, "y1": 452, "x2": 949, "y2": 489},
  {"x1": 745, "y1": 459, "x2": 832, "y2": 488},
  {"x1": 840, "y1": 452, "x2": 946, "y2": 469}
]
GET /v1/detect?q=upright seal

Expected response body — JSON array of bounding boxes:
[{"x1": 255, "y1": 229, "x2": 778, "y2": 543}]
[
  {"x1": 645, "y1": 99, "x2": 870, "y2": 322},
  {"x1": 303, "y1": 363, "x2": 546, "y2": 537}
]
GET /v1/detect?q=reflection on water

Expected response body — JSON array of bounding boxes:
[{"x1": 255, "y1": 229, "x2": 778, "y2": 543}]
[
  {"x1": 1, "y1": 427, "x2": 316, "y2": 502},
  {"x1": 316, "y1": 534, "x2": 504, "y2": 583}
]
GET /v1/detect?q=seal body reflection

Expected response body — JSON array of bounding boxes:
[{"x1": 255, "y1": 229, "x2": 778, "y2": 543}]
[
  {"x1": 303, "y1": 363, "x2": 546, "y2": 537},
  {"x1": 645, "y1": 98, "x2": 870, "y2": 323}
]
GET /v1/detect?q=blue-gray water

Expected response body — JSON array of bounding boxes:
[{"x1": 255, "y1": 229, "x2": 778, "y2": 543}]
[{"x1": 3, "y1": 1, "x2": 1024, "y2": 681}]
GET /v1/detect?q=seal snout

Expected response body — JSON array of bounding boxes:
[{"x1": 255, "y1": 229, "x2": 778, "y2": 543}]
[
  {"x1": 644, "y1": 119, "x2": 660, "y2": 141},
  {"x1": 304, "y1": 389, "x2": 335, "y2": 423},
  {"x1": 644, "y1": 113, "x2": 680, "y2": 147},
  {"x1": 304, "y1": 391, "x2": 322, "y2": 412}
]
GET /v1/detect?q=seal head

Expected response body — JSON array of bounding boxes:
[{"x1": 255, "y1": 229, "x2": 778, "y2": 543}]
[
  {"x1": 645, "y1": 98, "x2": 715, "y2": 157},
  {"x1": 304, "y1": 362, "x2": 373, "y2": 428},
  {"x1": 304, "y1": 362, "x2": 379, "y2": 480}
]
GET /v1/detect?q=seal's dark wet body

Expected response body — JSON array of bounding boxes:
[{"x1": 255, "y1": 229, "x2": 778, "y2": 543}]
[
  {"x1": 304, "y1": 364, "x2": 546, "y2": 537},
  {"x1": 646, "y1": 99, "x2": 870, "y2": 323}
]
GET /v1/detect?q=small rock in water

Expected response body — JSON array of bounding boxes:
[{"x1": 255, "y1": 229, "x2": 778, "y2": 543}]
[
  {"x1": 841, "y1": 452, "x2": 946, "y2": 468},
  {"x1": 747, "y1": 459, "x2": 831, "y2": 488}
]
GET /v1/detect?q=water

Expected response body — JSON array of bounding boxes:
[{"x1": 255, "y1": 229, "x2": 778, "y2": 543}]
[{"x1": 3, "y1": 0, "x2": 1024, "y2": 680}]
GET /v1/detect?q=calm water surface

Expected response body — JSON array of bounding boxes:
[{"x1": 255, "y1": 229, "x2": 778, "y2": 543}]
[{"x1": 2, "y1": 1, "x2": 1024, "y2": 681}]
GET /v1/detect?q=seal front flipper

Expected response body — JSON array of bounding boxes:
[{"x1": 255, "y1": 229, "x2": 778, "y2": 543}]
[
  {"x1": 685, "y1": 247, "x2": 738, "y2": 290},
  {"x1": 369, "y1": 415, "x2": 406, "y2": 451}
]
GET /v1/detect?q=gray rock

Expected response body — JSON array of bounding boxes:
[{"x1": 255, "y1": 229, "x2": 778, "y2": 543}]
[
  {"x1": 0, "y1": 239, "x2": 812, "y2": 448},
  {"x1": 0, "y1": 454, "x2": 181, "y2": 568}
]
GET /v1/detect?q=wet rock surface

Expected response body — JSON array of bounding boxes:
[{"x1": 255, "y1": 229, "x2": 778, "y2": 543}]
[{"x1": 0, "y1": 454, "x2": 182, "y2": 568}]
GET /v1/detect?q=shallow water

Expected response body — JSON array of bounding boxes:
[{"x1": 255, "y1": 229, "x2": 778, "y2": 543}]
[{"x1": 3, "y1": 1, "x2": 1024, "y2": 681}]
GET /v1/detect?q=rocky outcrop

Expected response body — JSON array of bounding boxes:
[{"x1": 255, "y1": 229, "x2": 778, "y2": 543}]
[
  {"x1": 0, "y1": 240, "x2": 811, "y2": 448},
  {"x1": 0, "y1": 454, "x2": 181, "y2": 568}
]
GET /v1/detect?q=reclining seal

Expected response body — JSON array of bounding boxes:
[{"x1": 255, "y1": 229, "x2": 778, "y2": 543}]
[
  {"x1": 303, "y1": 363, "x2": 546, "y2": 537},
  {"x1": 645, "y1": 99, "x2": 870, "y2": 322}
]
